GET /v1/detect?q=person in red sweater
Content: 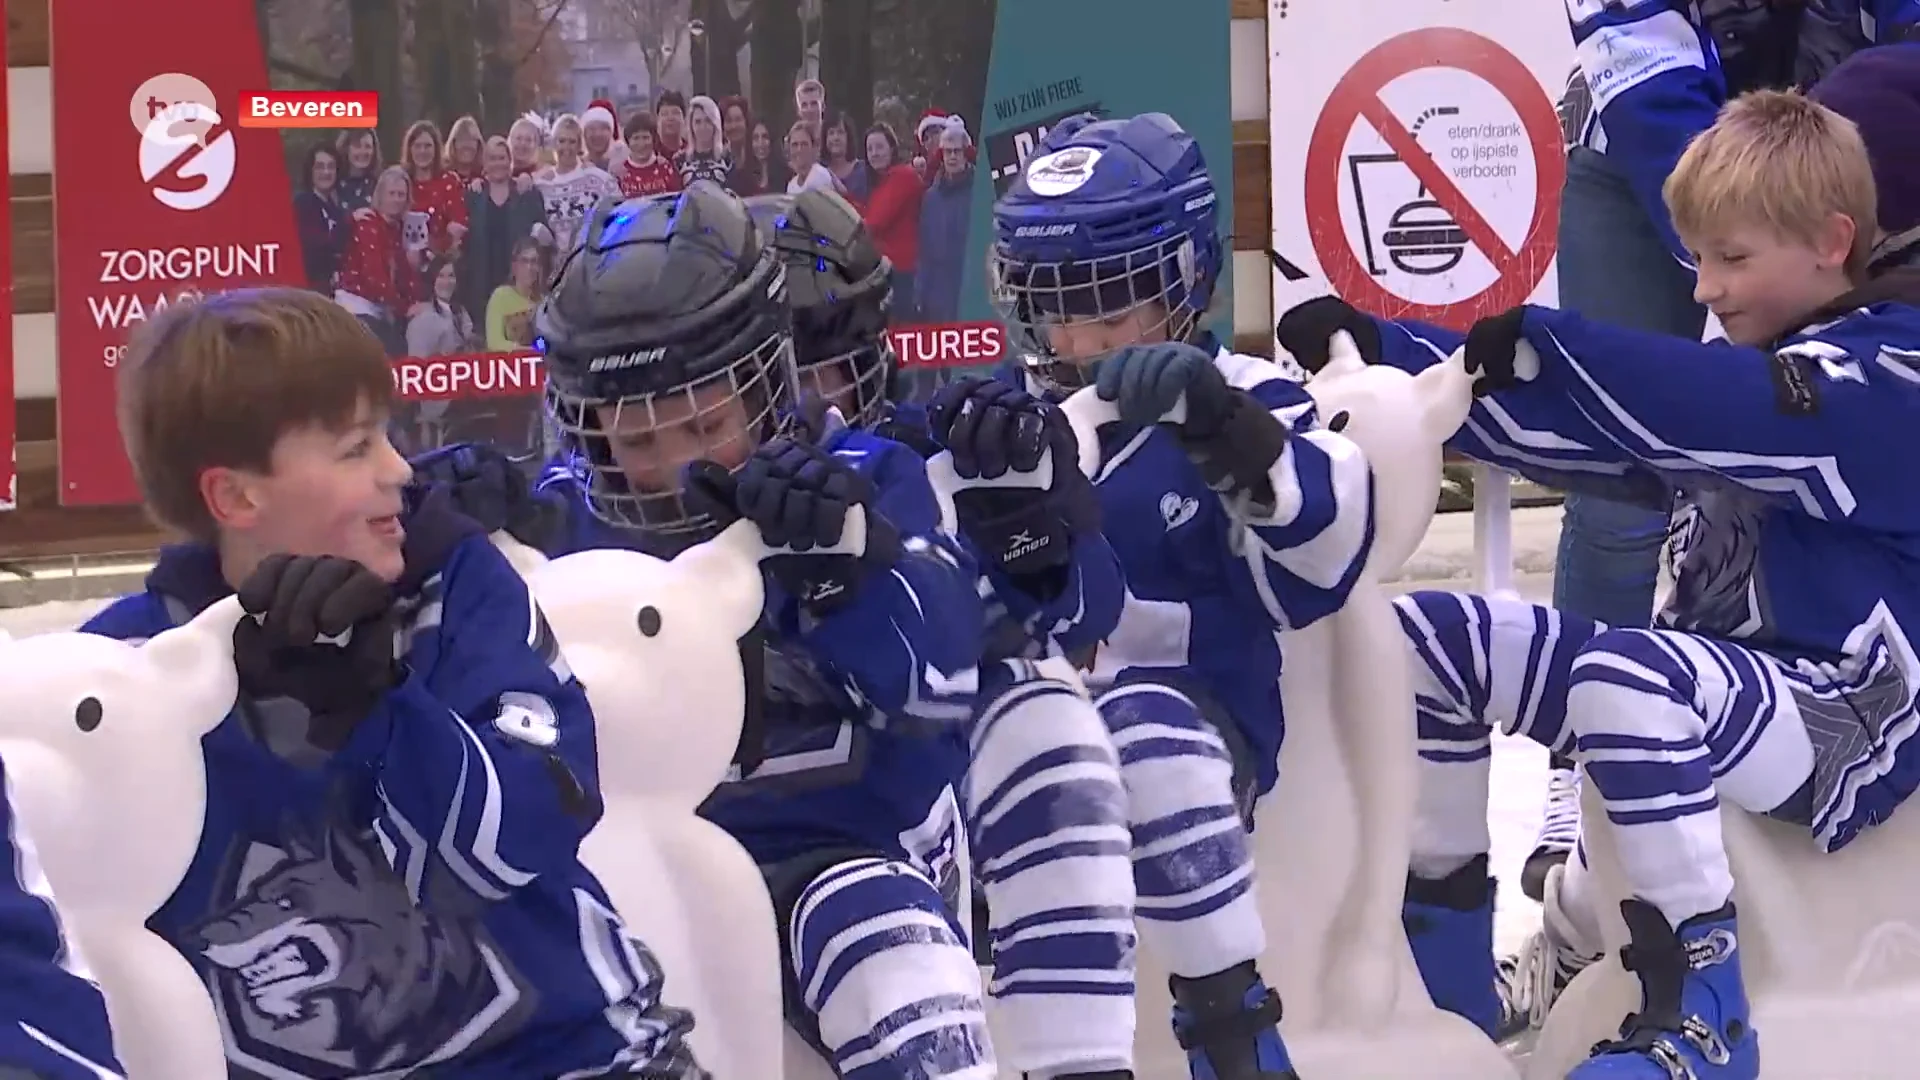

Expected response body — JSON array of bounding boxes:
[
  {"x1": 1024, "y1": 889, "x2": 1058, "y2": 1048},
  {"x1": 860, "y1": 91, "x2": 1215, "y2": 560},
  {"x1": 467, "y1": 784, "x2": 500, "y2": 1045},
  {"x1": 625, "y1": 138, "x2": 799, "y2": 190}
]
[
  {"x1": 652, "y1": 89, "x2": 688, "y2": 159},
  {"x1": 616, "y1": 110, "x2": 682, "y2": 197},
  {"x1": 858, "y1": 122, "x2": 923, "y2": 323},
  {"x1": 334, "y1": 165, "x2": 425, "y2": 356},
  {"x1": 401, "y1": 120, "x2": 470, "y2": 255}
]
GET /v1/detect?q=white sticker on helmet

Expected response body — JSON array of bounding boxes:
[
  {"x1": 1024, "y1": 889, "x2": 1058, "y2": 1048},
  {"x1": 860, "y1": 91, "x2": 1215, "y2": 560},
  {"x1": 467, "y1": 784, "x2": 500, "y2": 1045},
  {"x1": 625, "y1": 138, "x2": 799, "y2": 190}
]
[{"x1": 1024, "y1": 146, "x2": 1104, "y2": 197}]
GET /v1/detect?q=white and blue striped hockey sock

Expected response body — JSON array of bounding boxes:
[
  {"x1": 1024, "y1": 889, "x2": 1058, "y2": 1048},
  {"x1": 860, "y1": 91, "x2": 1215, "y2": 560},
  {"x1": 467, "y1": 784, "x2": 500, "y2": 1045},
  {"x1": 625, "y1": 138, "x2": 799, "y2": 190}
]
[
  {"x1": 967, "y1": 659, "x2": 1138, "y2": 1076},
  {"x1": 1095, "y1": 679, "x2": 1264, "y2": 979},
  {"x1": 791, "y1": 856, "x2": 997, "y2": 1080}
]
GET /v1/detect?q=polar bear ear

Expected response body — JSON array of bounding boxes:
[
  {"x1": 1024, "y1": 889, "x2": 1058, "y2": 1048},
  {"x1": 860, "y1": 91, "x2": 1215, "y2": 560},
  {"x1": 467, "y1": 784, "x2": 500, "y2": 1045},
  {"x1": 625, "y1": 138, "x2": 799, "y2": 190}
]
[
  {"x1": 491, "y1": 531, "x2": 551, "y2": 579},
  {"x1": 1413, "y1": 346, "x2": 1477, "y2": 442},
  {"x1": 675, "y1": 519, "x2": 769, "y2": 640},
  {"x1": 1320, "y1": 329, "x2": 1369, "y2": 380},
  {"x1": 142, "y1": 595, "x2": 245, "y2": 735}
]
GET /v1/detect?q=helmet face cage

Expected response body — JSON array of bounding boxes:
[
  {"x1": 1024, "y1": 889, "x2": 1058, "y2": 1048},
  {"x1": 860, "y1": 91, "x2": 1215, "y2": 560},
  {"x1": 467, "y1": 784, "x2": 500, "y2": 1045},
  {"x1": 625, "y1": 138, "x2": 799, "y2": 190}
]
[
  {"x1": 796, "y1": 338, "x2": 893, "y2": 428},
  {"x1": 546, "y1": 329, "x2": 799, "y2": 540},
  {"x1": 990, "y1": 231, "x2": 1205, "y2": 396}
]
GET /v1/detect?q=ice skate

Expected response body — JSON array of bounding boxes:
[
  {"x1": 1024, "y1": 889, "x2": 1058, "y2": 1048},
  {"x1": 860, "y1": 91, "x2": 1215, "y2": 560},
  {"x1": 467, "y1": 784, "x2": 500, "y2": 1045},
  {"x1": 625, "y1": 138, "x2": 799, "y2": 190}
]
[
  {"x1": 1568, "y1": 899, "x2": 1757, "y2": 1080},
  {"x1": 1522, "y1": 765, "x2": 1580, "y2": 903},
  {"x1": 1495, "y1": 862, "x2": 1600, "y2": 1041},
  {"x1": 1169, "y1": 961, "x2": 1300, "y2": 1080}
]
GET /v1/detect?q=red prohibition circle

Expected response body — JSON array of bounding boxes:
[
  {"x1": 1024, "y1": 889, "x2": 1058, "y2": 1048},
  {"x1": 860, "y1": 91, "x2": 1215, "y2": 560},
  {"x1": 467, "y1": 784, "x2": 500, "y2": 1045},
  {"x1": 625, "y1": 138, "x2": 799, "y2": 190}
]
[{"x1": 1303, "y1": 27, "x2": 1566, "y2": 329}]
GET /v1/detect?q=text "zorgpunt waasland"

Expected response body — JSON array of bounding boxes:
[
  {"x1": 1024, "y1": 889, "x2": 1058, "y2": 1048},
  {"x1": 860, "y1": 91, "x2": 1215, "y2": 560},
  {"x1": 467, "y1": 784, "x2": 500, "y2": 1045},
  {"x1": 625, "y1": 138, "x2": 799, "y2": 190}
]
[{"x1": 237, "y1": 91, "x2": 378, "y2": 129}]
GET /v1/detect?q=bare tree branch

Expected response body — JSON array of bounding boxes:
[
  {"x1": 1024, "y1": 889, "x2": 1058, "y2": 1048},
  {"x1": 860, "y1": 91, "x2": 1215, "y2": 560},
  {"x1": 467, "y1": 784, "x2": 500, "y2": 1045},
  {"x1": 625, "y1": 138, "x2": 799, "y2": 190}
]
[{"x1": 515, "y1": 0, "x2": 575, "y2": 67}]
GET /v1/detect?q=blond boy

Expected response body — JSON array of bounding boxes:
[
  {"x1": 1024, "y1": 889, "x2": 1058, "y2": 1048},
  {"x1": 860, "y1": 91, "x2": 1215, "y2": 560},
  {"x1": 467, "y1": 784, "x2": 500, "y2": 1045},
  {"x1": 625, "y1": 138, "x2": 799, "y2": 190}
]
[
  {"x1": 793, "y1": 78, "x2": 825, "y2": 131},
  {"x1": 84, "y1": 289, "x2": 706, "y2": 1078},
  {"x1": 1282, "y1": 90, "x2": 1920, "y2": 1079}
]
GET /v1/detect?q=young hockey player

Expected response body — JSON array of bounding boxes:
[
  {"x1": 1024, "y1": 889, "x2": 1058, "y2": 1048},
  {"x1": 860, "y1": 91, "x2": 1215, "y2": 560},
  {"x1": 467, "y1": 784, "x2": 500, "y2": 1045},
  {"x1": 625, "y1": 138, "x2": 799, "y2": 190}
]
[
  {"x1": 740, "y1": 186, "x2": 1152, "y2": 1073},
  {"x1": 1280, "y1": 88, "x2": 1920, "y2": 1079},
  {"x1": 441, "y1": 182, "x2": 1141, "y2": 1080},
  {"x1": 1514, "y1": 0, "x2": 1920, "y2": 922},
  {"x1": 1276, "y1": 40, "x2": 1920, "y2": 1049},
  {"x1": 945, "y1": 112, "x2": 1377, "y2": 1080},
  {"x1": 0, "y1": 766, "x2": 124, "y2": 1079},
  {"x1": 82, "y1": 288, "x2": 704, "y2": 1079}
]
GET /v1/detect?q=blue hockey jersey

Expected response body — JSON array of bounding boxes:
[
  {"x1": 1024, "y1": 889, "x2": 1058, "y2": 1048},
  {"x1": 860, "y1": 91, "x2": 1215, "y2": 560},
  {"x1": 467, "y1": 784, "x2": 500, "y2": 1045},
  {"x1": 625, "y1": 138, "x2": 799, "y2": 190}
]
[
  {"x1": 1567, "y1": 0, "x2": 1920, "y2": 263},
  {"x1": 0, "y1": 760, "x2": 124, "y2": 1079},
  {"x1": 83, "y1": 537, "x2": 694, "y2": 1080},
  {"x1": 536, "y1": 425, "x2": 984, "y2": 887},
  {"x1": 964, "y1": 340, "x2": 1374, "y2": 794},
  {"x1": 1369, "y1": 271, "x2": 1920, "y2": 850}
]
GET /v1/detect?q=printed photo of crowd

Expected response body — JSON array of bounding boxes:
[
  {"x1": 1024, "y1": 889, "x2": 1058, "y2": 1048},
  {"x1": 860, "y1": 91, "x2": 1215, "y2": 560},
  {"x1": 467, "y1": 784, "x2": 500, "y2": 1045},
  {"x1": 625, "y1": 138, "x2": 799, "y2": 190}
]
[{"x1": 257, "y1": 0, "x2": 996, "y2": 456}]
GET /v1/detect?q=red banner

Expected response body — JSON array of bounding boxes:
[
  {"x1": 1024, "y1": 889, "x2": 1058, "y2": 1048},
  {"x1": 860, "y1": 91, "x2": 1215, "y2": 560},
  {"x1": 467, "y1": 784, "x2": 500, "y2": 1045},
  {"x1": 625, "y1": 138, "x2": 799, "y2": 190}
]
[{"x1": 51, "y1": 5, "x2": 302, "y2": 504}]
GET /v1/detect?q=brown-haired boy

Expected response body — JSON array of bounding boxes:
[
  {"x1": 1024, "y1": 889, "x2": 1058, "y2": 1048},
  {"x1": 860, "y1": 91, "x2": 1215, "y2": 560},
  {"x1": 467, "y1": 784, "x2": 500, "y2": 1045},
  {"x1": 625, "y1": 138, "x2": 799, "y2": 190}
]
[
  {"x1": 1284, "y1": 89, "x2": 1920, "y2": 1079},
  {"x1": 85, "y1": 288, "x2": 706, "y2": 1078}
]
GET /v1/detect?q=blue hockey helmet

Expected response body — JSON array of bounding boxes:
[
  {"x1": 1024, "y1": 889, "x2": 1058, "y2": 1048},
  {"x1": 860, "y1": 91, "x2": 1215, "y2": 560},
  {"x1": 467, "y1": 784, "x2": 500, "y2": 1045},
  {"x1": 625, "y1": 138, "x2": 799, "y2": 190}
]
[{"x1": 990, "y1": 112, "x2": 1223, "y2": 393}]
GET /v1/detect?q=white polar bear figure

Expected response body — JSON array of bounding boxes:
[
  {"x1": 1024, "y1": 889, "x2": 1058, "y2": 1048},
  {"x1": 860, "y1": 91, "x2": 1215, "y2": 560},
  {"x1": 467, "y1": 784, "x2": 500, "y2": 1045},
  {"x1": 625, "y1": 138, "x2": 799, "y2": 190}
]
[
  {"x1": 1530, "y1": 760, "x2": 1920, "y2": 1078},
  {"x1": 1053, "y1": 335, "x2": 1517, "y2": 1077},
  {"x1": 0, "y1": 597, "x2": 246, "y2": 1080},
  {"x1": 495, "y1": 522, "x2": 787, "y2": 1080}
]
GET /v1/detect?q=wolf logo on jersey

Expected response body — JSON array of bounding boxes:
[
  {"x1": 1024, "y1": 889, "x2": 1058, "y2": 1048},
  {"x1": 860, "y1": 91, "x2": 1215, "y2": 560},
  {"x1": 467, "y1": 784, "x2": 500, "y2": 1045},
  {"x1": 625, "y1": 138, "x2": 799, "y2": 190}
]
[
  {"x1": 1665, "y1": 487, "x2": 1768, "y2": 638},
  {"x1": 188, "y1": 827, "x2": 526, "y2": 1077}
]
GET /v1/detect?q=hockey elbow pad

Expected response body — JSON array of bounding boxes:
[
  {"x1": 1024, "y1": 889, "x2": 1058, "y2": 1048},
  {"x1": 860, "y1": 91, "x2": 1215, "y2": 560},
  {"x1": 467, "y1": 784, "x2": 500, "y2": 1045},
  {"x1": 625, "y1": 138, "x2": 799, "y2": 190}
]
[{"x1": 1178, "y1": 387, "x2": 1288, "y2": 506}]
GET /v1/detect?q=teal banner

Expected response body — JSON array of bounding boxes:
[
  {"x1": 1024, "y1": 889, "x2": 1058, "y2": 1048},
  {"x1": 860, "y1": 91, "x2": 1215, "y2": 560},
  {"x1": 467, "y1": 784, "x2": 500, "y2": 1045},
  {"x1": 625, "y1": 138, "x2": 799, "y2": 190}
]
[{"x1": 967, "y1": 3, "x2": 1237, "y2": 331}]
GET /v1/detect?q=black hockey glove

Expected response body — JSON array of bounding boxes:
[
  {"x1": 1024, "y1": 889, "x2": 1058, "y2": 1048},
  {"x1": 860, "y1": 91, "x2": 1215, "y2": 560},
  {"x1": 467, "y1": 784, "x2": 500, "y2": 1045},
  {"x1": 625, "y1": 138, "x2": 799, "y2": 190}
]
[
  {"x1": 926, "y1": 376, "x2": 1098, "y2": 584},
  {"x1": 682, "y1": 437, "x2": 903, "y2": 615},
  {"x1": 1274, "y1": 295, "x2": 1383, "y2": 374},
  {"x1": 1462, "y1": 306, "x2": 1529, "y2": 395},
  {"x1": 233, "y1": 554, "x2": 400, "y2": 751},
  {"x1": 408, "y1": 441, "x2": 567, "y2": 552},
  {"x1": 1094, "y1": 342, "x2": 1288, "y2": 503}
]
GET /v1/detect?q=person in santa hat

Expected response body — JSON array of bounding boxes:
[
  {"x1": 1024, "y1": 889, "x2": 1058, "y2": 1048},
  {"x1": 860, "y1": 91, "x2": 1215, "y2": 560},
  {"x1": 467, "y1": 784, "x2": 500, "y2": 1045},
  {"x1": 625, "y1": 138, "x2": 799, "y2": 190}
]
[
  {"x1": 914, "y1": 108, "x2": 978, "y2": 186},
  {"x1": 913, "y1": 109, "x2": 950, "y2": 183},
  {"x1": 580, "y1": 98, "x2": 628, "y2": 172}
]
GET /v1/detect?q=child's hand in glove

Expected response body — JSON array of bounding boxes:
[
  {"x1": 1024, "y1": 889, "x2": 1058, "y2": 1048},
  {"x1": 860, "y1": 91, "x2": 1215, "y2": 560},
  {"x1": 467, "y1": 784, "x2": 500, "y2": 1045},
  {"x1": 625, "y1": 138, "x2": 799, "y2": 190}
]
[
  {"x1": 926, "y1": 375, "x2": 1098, "y2": 578},
  {"x1": 232, "y1": 554, "x2": 399, "y2": 750},
  {"x1": 682, "y1": 437, "x2": 902, "y2": 613}
]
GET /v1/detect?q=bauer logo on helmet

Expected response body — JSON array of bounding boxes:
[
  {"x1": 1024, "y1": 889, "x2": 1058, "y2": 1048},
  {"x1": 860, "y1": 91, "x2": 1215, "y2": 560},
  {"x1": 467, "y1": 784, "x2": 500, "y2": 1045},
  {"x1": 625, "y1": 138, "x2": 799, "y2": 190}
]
[{"x1": 1023, "y1": 146, "x2": 1104, "y2": 197}]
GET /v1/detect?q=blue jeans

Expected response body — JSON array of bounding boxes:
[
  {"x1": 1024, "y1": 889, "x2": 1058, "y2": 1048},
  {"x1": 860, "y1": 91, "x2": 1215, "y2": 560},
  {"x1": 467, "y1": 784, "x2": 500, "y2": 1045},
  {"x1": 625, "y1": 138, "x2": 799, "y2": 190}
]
[{"x1": 1550, "y1": 148, "x2": 1703, "y2": 632}]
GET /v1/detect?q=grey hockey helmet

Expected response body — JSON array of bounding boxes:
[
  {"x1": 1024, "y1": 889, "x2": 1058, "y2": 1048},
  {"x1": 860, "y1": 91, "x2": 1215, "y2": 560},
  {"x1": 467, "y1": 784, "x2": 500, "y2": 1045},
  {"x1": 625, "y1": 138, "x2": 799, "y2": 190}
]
[
  {"x1": 745, "y1": 188, "x2": 895, "y2": 427},
  {"x1": 537, "y1": 181, "x2": 797, "y2": 538}
]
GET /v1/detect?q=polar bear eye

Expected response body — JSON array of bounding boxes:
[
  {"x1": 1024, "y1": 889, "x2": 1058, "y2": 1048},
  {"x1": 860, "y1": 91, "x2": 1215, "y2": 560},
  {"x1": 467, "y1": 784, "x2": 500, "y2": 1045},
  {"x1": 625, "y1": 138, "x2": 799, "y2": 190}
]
[
  {"x1": 74, "y1": 697, "x2": 103, "y2": 733},
  {"x1": 637, "y1": 606, "x2": 663, "y2": 637},
  {"x1": 1327, "y1": 410, "x2": 1351, "y2": 433}
]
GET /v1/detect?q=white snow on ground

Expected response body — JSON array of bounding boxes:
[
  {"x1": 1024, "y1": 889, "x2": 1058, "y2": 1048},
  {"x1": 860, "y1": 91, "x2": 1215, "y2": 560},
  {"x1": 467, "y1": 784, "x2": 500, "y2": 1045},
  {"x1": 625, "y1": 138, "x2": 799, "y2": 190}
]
[{"x1": 0, "y1": 598, "x2": 115, "y2": 638}]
